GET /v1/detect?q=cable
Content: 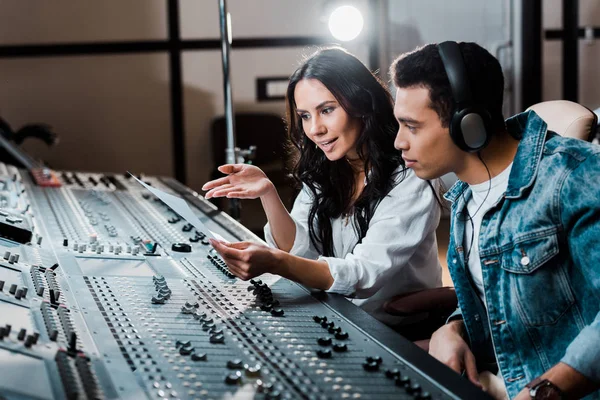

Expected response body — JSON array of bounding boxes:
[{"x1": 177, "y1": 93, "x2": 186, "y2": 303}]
[{"x1": 461, "y1": 152, "x2": 492, "y2": 263}]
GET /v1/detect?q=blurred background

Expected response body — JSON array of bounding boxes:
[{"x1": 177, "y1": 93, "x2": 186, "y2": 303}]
[{"x1": 0, "y1": 0, "x2": 598, "y2": 251}]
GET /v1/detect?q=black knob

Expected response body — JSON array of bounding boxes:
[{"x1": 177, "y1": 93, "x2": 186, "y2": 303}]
[
  {"x1": 225, "y1": 371, "x2": 243, "y2": 385},
  {"x1": 328, "y1": 326, "x2": 342, "y2": 334},
  {"x1": 385, "y1": 368, "x2": 401, "y2": 379},
  {"x1": 175, "y1": 339, "x2": 191, "y2": 348},
  {"x1": 227, "y1": 359, "x2": 244, "y2": 369},
  {"x1": 210, "y1": 333, "x2": 225, "y2": 344},
  {"x1": 363, "y1": 361, "x2": 379, "y2": 372},
  {"x1": 17, "y1": 328, "x2": 26, "y2": 341},
  {"x1": 321, "y1": 321, "x2": 335, "y2": 329},
  {"x1": 366, "y1": 355, "x2": 383, "y2": 365},
  {"x1": 396, "y1": 375, "x2": 411, "y2": 387},
  {"x1": 171, "y1": 243, "x2": 191, "y2": 252},
  {"x1": 335, "y1": 331, "x2": 349, "y2": 340},
  {"x1": 316, "y1": 349, "x2": 332, "y2": 359},
  {"x1": 179, "y1": 346, "x2": 194, "y2": 356},
  {"x1": 406, "y1": 383, "x2": 422, "y2": 394},
  {"x1": 9, "y1": 284, "x2": 17, "y2": 294},
  {"x1": 332, "y1": 343, "x2": 348, "y2": 352},
  {"x1": 0, "y1": 280, "x2": 4, "y2": 291},
  {"x1": 271, "y1": 308, "x2": 285, "y2": 317},
  {"x1": 317, "y1": 337, "x2": 332, "y2": 346},
  {"x1": 24, "y1": 334, "x2": 35, "y2": 348},
  {"x1": 416, "y1": 391, "x2": 431, "y2": 399},
  {"x1": 191, "y1": 352, "x2": 207, "y2": 362}
]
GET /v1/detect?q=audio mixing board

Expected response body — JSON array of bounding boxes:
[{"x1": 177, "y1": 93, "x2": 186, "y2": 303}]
[{"x1": 0, "y1": 162, "x2": 489, "y2": 400}]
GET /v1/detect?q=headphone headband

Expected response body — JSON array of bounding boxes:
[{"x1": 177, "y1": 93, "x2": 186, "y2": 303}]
[
  {"x1": 438, "y1": 41, "x2": 491, "y2": 152},
  {"x1": 438, "y1": 41, "x2": 472, "y2": 107}
]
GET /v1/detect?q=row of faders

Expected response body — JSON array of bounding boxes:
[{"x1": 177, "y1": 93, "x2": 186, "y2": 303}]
[
  {"x1": 0, "y1": 160, "x2": 484, "y2": 400},
  {"x1": 0, "y1": 164, "x2": 107, "y2": 399}
]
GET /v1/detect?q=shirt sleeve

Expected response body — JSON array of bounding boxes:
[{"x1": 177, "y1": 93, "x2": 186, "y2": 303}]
[
  {"x1": 264, "y1": 184, "x2": 321, "y2": 259},
  {"x1": 322, "y1": 171, "x2": 441, "y2": 298},
  {"x1": 558, "y1": 152, "x2": 600, "y2": 382}
]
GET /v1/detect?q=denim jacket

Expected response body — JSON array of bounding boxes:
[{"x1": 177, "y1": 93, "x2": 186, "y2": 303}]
[{"x1": 444, "y1": 110, "x2": 600, "y2": 399}]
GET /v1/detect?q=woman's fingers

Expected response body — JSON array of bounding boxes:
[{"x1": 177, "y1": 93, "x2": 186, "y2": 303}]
[
  {"x1": 225, "y1": 190, "x2": 251, "y2": 199},
  {"x1": 202, "y1": 176, "x2": 230, "y2": 191},
  {"x1": 211, "y1": 187, "x2": 248, "y2": 199},
  {"x1": 204, "y1": 184, "x2": 235, "y2": 199},
  {"x1": 217, "y1": 164, "x2": 244, "y2": 174},
  {"x1": 210, "y1": 239, "x2": 246, "y2": 261}
]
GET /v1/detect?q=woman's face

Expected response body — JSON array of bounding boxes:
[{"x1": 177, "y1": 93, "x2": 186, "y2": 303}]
[{"x1": 294, "y1": 78, "x2": 362, "y2": 161}]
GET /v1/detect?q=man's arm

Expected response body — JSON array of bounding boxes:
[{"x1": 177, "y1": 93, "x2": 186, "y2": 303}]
[{"x1": 513, "y1": 362, "x2": 599, "y2": 399}]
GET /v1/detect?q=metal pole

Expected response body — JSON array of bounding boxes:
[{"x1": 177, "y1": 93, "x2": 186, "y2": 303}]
[
  {"x1": 218, "y1": 0, "x2": 240, "y2": 219},
  {"x1": 562, "y1": 0, "x2": 579, "y2": 101}
]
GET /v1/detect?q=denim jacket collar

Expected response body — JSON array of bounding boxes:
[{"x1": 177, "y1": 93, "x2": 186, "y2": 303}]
[{"x1": 444, "y1": 110, "x2": 548, "y2": 203}]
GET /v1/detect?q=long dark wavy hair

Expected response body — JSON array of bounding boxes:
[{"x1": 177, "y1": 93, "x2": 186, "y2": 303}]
[{"x1": 285, "y1": 47, "x2": 405, "y2": 256}]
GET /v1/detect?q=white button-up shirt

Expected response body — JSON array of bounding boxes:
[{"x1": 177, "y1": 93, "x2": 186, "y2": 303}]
[{"x1": 265, "y1": 167, "x2": 442, "y2": 325}]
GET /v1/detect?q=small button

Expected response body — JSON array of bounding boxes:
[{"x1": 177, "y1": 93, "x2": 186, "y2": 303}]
[{"x1": 520, "y1": 256, "x2": 530, "y2": 266}]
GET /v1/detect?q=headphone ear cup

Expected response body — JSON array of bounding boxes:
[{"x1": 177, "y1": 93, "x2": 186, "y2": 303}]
[{"x1": 449, "y1": 107, "x2": 492, "y2": 152}]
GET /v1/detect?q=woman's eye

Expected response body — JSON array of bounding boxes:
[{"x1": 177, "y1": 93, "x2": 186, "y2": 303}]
[
  {"x1": 299, "y1": 113, "x2": 310, "y2": 121},
  {"x1": 321, "y1": 107, "x2": 334, "y2": 115}
]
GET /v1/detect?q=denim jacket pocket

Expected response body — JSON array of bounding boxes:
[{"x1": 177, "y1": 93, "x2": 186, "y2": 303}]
[{"x1": 500, "y1": 231, "x2": 575, "y2": 326}]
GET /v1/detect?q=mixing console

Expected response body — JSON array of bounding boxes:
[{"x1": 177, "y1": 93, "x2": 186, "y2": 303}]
[{"x1": 0, "y1": 162, "x2": 490, "y2": 399}]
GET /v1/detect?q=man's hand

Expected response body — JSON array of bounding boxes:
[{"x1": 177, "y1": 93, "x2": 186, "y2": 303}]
[{"x1": 429, "y1": 320, "x2": 482, "y2": 388}]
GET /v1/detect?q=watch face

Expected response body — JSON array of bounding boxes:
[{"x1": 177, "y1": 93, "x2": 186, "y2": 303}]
[{"x1": 535, "y1": 383, "x2": 561, "y2": 400}]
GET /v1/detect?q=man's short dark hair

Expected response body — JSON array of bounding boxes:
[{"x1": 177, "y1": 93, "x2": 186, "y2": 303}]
[{"x1": 390, "y1": 42, "x2": 505, "y2": 134}]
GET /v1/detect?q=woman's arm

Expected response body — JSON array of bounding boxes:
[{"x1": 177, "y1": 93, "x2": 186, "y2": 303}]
[
  {"x1": 259, "y1": 184, "x2": 296, "y2": 252},
  {"x1": 209, "y1": 239, "x2": 334, "y2": 290},
  {"x1": 202, "y1": 164, "x2": 296, "y2": 251}
]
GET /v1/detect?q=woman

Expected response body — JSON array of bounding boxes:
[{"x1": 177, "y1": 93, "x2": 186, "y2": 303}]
[{"x1": 202, "y1": 47, "x2": 441, "y2": 324}]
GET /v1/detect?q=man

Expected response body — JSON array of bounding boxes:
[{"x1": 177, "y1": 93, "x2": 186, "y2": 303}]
[{"x1": 390, "y1": 41, "x2": 599, "y2": 399}]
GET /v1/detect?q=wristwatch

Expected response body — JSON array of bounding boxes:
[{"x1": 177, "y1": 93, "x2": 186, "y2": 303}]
[{"x1": 525, "y1": 377, "x2": 564, "y2": 400}]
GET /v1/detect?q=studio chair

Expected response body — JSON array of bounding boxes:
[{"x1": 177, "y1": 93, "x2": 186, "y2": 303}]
[
  {"x1": 384, "y1": 100, "x2": 598, "y2": 351},
  {"x1": 526, "y1": 100, "x2": 598, "y2": 141},
  {"x1": 210, "y1": 113, "x2": 294, "y2": 236}
]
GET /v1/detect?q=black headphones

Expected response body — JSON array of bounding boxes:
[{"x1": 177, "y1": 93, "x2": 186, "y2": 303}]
[{"x1": 438, "y1": 41, "x2": 492, "y2": 152}]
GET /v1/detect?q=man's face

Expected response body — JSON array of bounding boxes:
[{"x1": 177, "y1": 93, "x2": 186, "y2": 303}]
[{"x1": 393, "y1": 86, "x2": 464, "y2": 179}]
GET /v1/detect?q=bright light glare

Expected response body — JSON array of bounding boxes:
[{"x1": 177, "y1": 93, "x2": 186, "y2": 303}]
[{"x1": 328, "y1": 5, "x2": 364, "y2": 41}]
